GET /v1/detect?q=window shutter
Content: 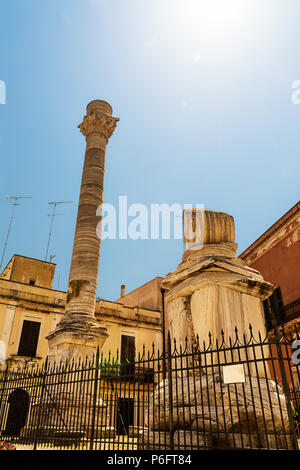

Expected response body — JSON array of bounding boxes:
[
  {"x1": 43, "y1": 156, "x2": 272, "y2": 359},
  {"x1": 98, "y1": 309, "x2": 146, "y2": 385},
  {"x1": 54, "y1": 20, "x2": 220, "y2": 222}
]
[
  {"x1": 263, "y1": 287, "x2": 286, "y2": 330},
  {"x1": 120, "y1": 335, "x2": 135, "y2": 376},
  {"x1": 17, "y1": 320, "x2": 41, "y2": 357}
]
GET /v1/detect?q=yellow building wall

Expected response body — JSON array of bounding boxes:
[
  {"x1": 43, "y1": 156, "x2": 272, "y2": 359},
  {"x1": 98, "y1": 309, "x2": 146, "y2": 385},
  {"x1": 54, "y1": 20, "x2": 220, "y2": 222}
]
[
  {"x1": 0, "y1": 280, "x2": 162, "y2": 367},
  {"x1": 0, "y1": 278, "x2": 65, "y2": 366},
  {"x1": 101, "y1": 321, "x2": 162, "y2": 359}
]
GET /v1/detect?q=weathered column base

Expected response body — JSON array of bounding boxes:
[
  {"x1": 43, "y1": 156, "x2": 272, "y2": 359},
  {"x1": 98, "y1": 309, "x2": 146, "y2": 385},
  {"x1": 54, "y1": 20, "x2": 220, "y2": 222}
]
[
  {"x1": 139, "y1": 430, "x2": 294, "y2": 450},
  {"x1": 21, "y1": 391, "x2": 115, "y2": 447},
  {"x1": 141, "y1": 373, "x2": 294, "y2": 450},
  {"x1": 47, "y1": 314, "x2": 108, "y2": 364}
]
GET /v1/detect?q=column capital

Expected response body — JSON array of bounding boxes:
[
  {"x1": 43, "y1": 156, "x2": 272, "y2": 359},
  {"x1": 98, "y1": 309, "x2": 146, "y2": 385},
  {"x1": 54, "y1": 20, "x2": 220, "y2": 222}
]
[{"x1": 78, "y1": 112, "x2": 119, "y2": 140}]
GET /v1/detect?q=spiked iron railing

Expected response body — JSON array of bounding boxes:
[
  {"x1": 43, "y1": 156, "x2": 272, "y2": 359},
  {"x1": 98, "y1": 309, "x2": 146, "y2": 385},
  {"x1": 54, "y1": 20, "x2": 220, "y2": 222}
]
[{"x1": 0, "y1": 325, "x2": 299, "y2": 450}]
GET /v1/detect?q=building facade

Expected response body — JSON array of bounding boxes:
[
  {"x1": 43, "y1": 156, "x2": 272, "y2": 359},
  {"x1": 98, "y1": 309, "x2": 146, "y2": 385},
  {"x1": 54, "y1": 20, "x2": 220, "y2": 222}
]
[
  {"x1": 239, "y1": 201, "x2": 300, "y2": 333},
  {"x1": 240, "y1": 201, "x2": 300, "y2": 387},
  {"x1": 0, "y1": 255, "x2": 162, "y2": 369}
]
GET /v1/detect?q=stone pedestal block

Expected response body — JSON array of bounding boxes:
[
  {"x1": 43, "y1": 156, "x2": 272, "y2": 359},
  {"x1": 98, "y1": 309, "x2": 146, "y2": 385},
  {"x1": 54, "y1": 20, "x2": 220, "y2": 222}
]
[
  {"x1": 140, "y1": 373, "x2": 293, "y2": 450},
  {"x1": 47, "y1": 315, "x2": 108, "y2": 364},
  {"x1": 139, "y1": 429, "x2": 294, "y2": 450},
  {"x1": 21, "y1": 390, "x2": 113, "y2": 445}
]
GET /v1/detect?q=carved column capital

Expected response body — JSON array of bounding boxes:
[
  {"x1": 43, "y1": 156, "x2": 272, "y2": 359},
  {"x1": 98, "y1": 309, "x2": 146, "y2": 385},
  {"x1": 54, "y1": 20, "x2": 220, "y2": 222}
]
[{"x1": 78, "y1": 112, "x2": 119, "y2": 141}]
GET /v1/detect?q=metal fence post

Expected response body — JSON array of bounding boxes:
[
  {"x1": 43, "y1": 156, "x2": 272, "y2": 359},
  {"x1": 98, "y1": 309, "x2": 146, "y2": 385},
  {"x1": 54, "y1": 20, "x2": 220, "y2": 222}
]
[
  {"x1": 0, "y1": 363, "x2": 9, "y2": 431},
  {"x1": 273, "y1": 321, "x2": 299, "y2": 450},
  {"x1": 167, "y1": 332, "x2": 174, "y2": 450},
  {"x1": 90, "y1": 347, "x2": 100, "y2": 451},
  {"x1": 161, "y1": 288, "x2": 167, "y2": 380},
  {"x1": 33, "y1": 358, "x2": 48, "y2": 451}
]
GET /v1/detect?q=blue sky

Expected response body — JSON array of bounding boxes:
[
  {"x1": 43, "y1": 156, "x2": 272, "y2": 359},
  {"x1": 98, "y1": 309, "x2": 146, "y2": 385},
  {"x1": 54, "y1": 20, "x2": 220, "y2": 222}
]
[{"x1": 0, "y1": 0, "x2": 299, "y2": 301}]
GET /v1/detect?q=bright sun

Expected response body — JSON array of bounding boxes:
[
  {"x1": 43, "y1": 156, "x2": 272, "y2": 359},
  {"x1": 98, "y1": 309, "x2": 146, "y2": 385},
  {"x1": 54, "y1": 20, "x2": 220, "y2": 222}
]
[
  {"x1": 151, "y1": 0, "x2": 257, "y2": 60},
  {"x1": 178, "y1": 0, "x2": 250, "y2": 39}
]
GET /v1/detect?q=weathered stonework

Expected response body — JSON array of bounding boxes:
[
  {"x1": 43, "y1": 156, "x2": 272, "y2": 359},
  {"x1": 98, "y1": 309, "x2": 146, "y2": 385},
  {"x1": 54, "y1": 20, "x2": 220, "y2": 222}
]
[
  {"x1": 163, "y1": 208, "x2": 274, "y2": 377},
  {"x1": 141, "y1": 372, "x2": 293, "y2": 449},
  {"x1": 47, "y1": 100, "x2": 119, "y2": 364},
  {"x1": 21, "y1": 390, "x2": 113, "y2": 445},
  {"x1": 147, "y1": 374, "x2": 289, "y2": 434},
  {"x1": 140, "y1": 209, "x2": 293, "y2": 450}
]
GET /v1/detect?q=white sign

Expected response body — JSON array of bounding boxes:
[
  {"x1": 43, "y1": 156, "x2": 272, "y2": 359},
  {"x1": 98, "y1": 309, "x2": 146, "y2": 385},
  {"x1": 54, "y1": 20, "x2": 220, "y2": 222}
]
[{"x1": 223, "y1": 364, "x2": 245, "y2": 384}]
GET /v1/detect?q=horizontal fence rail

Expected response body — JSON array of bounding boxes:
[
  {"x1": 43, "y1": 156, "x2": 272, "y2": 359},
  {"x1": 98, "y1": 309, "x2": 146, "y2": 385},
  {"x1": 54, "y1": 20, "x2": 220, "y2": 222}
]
[{"x1": 0, "y1": 325, "x2": 299, "y2": 450}]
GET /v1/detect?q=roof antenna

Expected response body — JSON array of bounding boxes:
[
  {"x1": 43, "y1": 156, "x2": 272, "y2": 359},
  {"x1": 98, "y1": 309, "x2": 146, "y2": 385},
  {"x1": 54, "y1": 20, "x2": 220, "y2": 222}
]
[
  {"x1": 45, "y1": 201, "x2": 73, "y2": 261},
  {"x1": 0, "y1": 196, "x2": 32, "y2": 270}
]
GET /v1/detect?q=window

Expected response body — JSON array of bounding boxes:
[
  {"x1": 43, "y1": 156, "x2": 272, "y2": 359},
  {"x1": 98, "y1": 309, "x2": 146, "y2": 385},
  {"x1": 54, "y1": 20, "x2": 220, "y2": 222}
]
[
  {"x1": 17, "y1": 320, "x2": 41, "y2": 357},
  {"x1": 263, "y1": 286, "x2": 287, "y2": 331},
  {"x1": 29, "y1": 279, "x2": 35, "y2": 286},
  {"x1": 120, "y1": 335, "x2": 135, "y2": 376}
]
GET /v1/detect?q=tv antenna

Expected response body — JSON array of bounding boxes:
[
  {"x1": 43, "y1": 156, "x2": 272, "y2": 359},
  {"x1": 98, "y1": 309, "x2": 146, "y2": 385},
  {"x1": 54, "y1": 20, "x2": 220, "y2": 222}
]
[
  {"x1": 45, "y1": 201, "x2": 73, "y2": 261},
  {"x1": 49, "y1": 254, "x2": 56, "y2": 263},
  {"x1": 0, "y1": 196, "x2": 32, "y2": 270}
]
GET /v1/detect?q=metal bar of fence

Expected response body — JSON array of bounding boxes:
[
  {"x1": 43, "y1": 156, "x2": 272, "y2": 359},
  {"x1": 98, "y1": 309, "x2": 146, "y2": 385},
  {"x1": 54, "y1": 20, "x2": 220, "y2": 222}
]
[
  {"x1": 167, "y1": 332, "x2": 174, "y2": 450},
  {"x1": 272, "y1": 322, "x2": 299, "y2": 450},
  {"x1": 90, "y1": 347, "x2": 99, "y2": 450},
  {"x1": 0, "y1": 364, "x2": 9, "y2": 431},
  {"x1": 33, "y1": 358, "x2": 48, "y2": 450},
  {"x1": 2, "y1": 325, "x2": 300, "y2": 451}
]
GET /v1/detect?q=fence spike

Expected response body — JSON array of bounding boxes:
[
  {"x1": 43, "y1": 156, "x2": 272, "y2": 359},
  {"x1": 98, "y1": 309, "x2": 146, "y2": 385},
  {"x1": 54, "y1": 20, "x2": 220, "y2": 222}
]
[
  {"x1": 84, "y1": 355, "x2": 88, "y2": 367},
  {"x1": 234, "y1": 327, "x2": 239, "y2": 342}
]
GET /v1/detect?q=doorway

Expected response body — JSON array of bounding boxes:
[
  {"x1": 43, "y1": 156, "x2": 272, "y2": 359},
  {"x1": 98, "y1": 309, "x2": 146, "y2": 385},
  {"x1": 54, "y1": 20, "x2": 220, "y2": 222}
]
[
  {"x1": 115, "y1": 397, "x2": 134, "y2": 435},
  {"x1": 4, "y1": 389, "x2": 30, "y2": 436}
]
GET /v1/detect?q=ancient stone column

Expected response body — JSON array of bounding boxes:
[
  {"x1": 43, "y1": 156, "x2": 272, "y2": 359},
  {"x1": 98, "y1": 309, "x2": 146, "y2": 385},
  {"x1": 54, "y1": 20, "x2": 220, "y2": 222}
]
[
  {"x1": 141, "y1": 209, "x2": 293, "y2": 450},
  {"x1": 47, "y1": 100, "x2": 119, "y2": 363},
  {"x1": 163, "y1": 208, "x2": 274, "y2": 367}
]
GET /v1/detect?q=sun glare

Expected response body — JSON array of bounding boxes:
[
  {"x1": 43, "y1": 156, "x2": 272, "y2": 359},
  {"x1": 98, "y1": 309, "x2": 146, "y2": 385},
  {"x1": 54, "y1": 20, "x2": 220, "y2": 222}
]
[
  {"x1": 180, "y1": 0, "x2": 251, "y2": 40},
  {"x1": 152, "y1": 0, "x2": 256, "y2": 59}
]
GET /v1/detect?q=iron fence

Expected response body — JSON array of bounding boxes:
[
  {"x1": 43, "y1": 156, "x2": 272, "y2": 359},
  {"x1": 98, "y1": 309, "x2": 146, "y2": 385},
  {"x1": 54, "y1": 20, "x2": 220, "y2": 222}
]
[{"x1": 0, "y1": 324, "x2": 299, "y2": 451}]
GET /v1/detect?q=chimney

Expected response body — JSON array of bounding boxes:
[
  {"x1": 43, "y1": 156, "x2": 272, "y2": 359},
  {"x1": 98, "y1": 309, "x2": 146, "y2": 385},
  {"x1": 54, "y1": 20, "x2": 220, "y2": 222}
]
[{"x1": 121, "y1": 284, "x2": 126, "y2": 298}]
